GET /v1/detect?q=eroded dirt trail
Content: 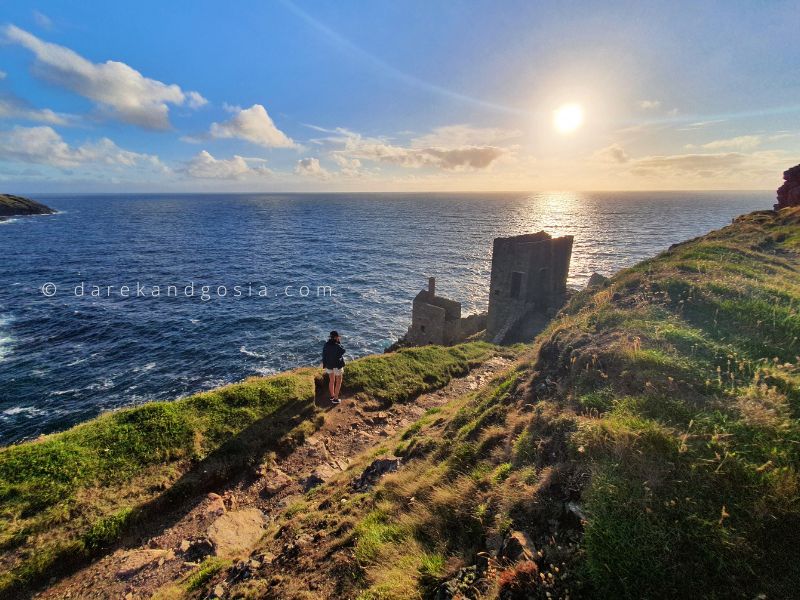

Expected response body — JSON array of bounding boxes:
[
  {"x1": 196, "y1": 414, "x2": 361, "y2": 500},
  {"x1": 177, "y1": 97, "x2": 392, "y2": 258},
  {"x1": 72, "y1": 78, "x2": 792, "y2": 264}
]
[{"x1": 36, "y1": 356, "x2": 513, "y2": 600}]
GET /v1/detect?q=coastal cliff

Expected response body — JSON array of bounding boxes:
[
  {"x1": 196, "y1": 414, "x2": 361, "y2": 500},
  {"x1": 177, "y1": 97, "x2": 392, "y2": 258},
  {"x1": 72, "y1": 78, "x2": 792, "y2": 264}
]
[
  {"x1": 2, "y1": 208, "x2": 800, "y2": 599},
  {"x1": 0, "y1": 194, "x2": 55, "y2": 217}
]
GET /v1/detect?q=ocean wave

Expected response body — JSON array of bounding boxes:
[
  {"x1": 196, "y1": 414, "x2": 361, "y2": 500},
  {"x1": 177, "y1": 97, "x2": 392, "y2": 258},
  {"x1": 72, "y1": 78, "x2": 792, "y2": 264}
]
[
  {"x1": 48, "y1": 388, "x2": 79, "y2": 397},
  {"x1": 239, "y1": 345, "x2": 268, "y2": 359},
  {"x1": 1, "y1": 405, "x2": 45, "y2": 418},
  {"x1": 0, "y1": 314, "x2": 13, "y2": 361}
]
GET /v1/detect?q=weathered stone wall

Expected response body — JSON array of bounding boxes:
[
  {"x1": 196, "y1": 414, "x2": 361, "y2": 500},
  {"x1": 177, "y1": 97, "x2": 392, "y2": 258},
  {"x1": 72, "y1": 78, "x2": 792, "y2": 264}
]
[
  {"x1": 404, "y1": 279, "x2": 487, "y2": 347},
  {"x1": 486, "y1": 232, "x2": 573, "y2": 340},
  {"x1": 406, "y1": 297, "x2": 448, "y2": 346}
]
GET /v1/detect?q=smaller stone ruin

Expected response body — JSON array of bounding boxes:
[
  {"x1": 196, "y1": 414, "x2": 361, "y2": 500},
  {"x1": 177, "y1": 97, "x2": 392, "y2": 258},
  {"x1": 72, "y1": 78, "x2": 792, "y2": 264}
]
[
  {"x1": 403, "y1": 277, "x2": 487, "y2": 346},
  {"x1": 775, "y1": 163, "x2": 800, "y2": 210}
]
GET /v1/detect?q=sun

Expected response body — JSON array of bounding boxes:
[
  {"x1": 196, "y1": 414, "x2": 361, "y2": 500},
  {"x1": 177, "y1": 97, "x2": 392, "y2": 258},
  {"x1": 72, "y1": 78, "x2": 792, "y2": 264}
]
[{"x1": 554, "y1": 103, "x2": 584, "y2": 134}]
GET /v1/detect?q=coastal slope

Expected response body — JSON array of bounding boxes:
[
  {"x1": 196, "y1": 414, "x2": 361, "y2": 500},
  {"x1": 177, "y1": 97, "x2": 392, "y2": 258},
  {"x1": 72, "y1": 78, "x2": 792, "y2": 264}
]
[
  {"x1": 194, "y1": 207, "x2": 799, "y2": 599},
  {"x1": 0, "y1": 194, "x2": 55, "y2": 217},
  {"x1": 2, "y1": 208, "x2": 800, "y2": 599}
]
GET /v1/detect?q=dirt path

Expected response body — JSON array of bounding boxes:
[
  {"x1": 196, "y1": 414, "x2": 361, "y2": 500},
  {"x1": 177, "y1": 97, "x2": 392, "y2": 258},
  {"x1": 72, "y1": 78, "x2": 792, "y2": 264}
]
[{"x1": 35, "y1": 355, "x2": 513, "y2": 600}]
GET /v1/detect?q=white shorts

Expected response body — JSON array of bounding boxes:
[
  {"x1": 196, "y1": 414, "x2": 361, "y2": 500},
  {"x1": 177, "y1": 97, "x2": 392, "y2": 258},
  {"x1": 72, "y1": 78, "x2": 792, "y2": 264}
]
[{"x1": 325, "y1": 367, "x2": 344, "y2": 376}]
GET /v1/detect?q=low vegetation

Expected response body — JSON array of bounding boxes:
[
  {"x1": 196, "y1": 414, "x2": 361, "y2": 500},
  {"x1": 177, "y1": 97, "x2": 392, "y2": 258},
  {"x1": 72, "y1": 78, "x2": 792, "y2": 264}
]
[
  {"x1": 221, "y1": 208, "x2": 800, "y2": 599},
  {"x1": 0, "y1": 343, "x2": 496, "y2": 596}
]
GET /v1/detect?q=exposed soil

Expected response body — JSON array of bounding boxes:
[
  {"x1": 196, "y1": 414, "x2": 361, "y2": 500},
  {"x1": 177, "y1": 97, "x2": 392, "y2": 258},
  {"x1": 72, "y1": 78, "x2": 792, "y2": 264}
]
[{"x1": 34, "y1": 355, "x2": 513, "y2": 600}]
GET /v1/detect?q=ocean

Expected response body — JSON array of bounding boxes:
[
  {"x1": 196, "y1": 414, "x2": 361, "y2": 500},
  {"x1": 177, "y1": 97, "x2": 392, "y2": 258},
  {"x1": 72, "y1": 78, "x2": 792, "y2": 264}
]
[{"x1": 0, "y1": 191, "x2": 768, "y2": 444}]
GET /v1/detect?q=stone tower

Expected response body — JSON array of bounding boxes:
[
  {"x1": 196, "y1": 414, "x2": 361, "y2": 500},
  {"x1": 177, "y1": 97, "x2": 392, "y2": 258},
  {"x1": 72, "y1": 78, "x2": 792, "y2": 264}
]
[{"x1": 486, "y1": 231, "x2": 573, "y2": 343}]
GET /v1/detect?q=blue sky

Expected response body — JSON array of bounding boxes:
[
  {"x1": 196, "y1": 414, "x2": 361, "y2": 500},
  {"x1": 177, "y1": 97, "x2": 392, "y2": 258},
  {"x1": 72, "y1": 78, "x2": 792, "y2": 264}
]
[{"x1": 0, "y1": 0, "x2": 798, "y2": 192}]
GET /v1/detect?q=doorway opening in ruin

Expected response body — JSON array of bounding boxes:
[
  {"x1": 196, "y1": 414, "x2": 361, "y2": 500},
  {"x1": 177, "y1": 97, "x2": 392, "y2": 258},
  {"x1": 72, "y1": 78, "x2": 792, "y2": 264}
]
[{"x1": 510, "y1": 271, "x2": 523, "y2": 299}]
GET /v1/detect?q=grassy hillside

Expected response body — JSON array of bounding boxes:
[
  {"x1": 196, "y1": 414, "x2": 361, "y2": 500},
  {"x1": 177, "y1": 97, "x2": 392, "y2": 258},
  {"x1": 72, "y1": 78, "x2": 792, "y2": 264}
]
[
  {"x1": 219, "y1": 209, "x2": 800, "y2": 599},
  {"x1": 0, "y1": 343, "x2": 496, "y2": 596}
]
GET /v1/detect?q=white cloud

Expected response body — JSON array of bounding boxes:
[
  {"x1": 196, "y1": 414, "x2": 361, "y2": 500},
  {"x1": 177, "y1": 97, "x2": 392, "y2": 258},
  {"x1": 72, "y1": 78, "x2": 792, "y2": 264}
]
[
  {"x1": 331, "y1": 153, "x2": 362, "y2": 176},
  {"x1": 32, "y1": 10, "x2": 53, "y2": 30},
  {"x1": 185, "y1": 91, "x2": 208, "y2": 109},
  {"x1": 589, "y1": 142, "x2": 789, "y2": 182},
  {"x1": 638, "y1": 99, "x2": 661, "y2": 110},
  {"x1": 294, "y1": 157, "x2": 330, "y2": 178},
  {"x1": 410, "y1": 124, "x2": 522, "y2": 148},
  {"x1": 631, "y1": 152, "x2": 749, "y2": 176},
  {"x1": 594, "y1": 143, "x2": 630, "y2": 164},
  {"x1": 0, "y1": 125, "x2": 164, "y2": 169},
  {"x1": 0, "y1": 70, "x2": 6, "y2": 80},
  {"x1": 183, "y1": 150, "x2": 271, "y2": 179},
  {"x1": 0, "y1": 95, "x2": 73, "y2": 125},
  {"x1": 3, "y1": 25, "x2": 206, "y2": 129},
  {"x1": 333, "y1": 129, "x2": 508, "y2": 171},
  {"x1": 209, "y1": 104, "x2": 295, "y2": 148},
  {"x1": 688, "y1": 135, "x2": 763, "y2": 151},
  {"x1": 307, "y1": 124, "x2": 513, "y2": 171}
]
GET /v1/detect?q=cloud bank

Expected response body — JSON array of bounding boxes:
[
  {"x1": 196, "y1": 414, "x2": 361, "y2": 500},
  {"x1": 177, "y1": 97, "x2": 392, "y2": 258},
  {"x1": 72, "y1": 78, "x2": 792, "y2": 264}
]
[
  {"x1": 183, "y1": 150, "x2": 271, "y2": 179},
  {"x1": 3, "y1": 25, "x2": 207, "y2": 129},
  {"x1": 0, "y1": 125, "x2": 164, "y2": 169}
]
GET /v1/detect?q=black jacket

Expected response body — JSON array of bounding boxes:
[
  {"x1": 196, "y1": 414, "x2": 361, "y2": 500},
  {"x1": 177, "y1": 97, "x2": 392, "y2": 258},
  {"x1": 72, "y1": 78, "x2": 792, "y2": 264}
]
[{"x1": 322, "y1": 340, "x2": 345, "y2": 369}]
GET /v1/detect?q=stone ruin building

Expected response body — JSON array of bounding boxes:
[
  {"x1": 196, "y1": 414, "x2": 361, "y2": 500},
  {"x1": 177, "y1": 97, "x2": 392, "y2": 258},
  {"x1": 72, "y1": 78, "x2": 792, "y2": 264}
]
[
  {"x1": 404, "y1": 277, "x2": 487, "y2": 346},
  {"x1": 400, "y1": 231, "x2": 573, "y2": 347},
  {"x1": 486, "y1": 231, "x2": 573, "y2": 343}
]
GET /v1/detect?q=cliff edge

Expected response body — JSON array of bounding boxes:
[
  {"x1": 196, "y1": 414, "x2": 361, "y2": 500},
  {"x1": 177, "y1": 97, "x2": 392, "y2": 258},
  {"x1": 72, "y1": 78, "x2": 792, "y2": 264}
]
[{"x1": 0, "y1": 193, "x2": 55, "y2": 217}]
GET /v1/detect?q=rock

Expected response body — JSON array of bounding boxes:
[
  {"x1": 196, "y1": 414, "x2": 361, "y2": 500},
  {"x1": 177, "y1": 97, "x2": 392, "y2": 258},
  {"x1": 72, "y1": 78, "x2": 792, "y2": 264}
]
[
  {"x1": 370, "y1": 411, "x2": 389, "y2": 424},
  {"x1": 351, "y1": 457, "x2": 401, "y2": 491},
  {"x1": 261, "y1": 468, "x2": 293, "y2": 496},
  {"x1": 485, "y1": 533, "x2": 504, "y2": 556},
  {"x1": 207, "y1": 509, "x2": 267, "y2": 557},
  {"x1": 500, "y1": 530, "x2": 535, "y2": 561},
  {"x1": 0, "y1": 194, "x2": 55, "y2": 217},
  {"x1": 178, "y1": 538, "x2": 214, "y2": 562},
  {"x1": 301, "y1": 464, "x2": 337, "y2": 491},
  {"x1": 586, "y1": 272, "x2": 610, "y2": 289},
  {"x1": 115, "y1": 549, "x2": 169, "y2": 580},
  {"x1": 775, "y1": 164, "x2": 800, "y2": 210},
  {"x1": 204, "y1": 492, "x2": 226, "y2": 517}
]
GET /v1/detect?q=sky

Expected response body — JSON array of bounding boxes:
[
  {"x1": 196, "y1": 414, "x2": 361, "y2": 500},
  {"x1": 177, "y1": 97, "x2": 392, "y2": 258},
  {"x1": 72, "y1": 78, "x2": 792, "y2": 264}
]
[{"x1": 0, "y1": 0, "x2": 798, "y2": 193}]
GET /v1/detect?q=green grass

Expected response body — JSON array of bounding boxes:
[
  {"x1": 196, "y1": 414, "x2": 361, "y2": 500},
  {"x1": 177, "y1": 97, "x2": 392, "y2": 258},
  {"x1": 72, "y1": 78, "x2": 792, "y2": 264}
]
[
  {"x1": 186, "y1": 556, "x2": 229, "y2": 592},
  {"x1": 0, "y1": 341, "x2": 496, "y2": 597},
  {"x1": 343, "y1": 343, "x2": 495, "y2": 405},
  {"x1": 296, "y1": 208, "x2": 800, "y2": 600},
  {"x1": 542, "y1": 208, "x2": 800, "y2": 598}
]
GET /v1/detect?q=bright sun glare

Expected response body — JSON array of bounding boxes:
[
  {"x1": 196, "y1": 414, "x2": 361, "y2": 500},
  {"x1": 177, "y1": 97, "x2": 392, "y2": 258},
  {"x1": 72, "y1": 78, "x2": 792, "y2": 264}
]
[{"x1": 554, "y1": 103, "x2": 584, "y2": 133}]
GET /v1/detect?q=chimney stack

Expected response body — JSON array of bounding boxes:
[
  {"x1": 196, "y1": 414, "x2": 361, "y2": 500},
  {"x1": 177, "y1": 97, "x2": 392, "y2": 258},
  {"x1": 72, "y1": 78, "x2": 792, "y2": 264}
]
[{"x1": 428, "y1": 277, "x2": 436, "y2": 296}]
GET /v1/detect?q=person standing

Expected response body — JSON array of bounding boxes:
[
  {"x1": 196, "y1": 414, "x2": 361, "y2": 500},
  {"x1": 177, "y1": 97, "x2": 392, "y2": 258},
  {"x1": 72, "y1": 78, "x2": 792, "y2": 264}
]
[{"x1": 322, "y1": 330, "x2": 345, "y2": 404}]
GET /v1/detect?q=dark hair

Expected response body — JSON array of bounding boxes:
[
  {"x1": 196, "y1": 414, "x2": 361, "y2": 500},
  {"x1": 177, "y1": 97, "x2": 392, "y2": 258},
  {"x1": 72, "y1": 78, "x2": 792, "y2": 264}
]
[{"x1": 329, "y1": 330, "x2": 339, "y2": 339}]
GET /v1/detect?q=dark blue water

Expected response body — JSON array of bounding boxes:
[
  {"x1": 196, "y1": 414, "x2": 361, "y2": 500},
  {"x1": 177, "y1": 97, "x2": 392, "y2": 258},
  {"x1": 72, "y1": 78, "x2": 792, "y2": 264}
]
[{"x1": 0, "y1": 191, "x2": 768, "y2": 444}]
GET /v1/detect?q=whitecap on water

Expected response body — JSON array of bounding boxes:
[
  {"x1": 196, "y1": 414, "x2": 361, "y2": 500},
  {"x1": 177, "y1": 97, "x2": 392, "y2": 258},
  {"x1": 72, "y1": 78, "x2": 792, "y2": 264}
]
[
  {"x1": 0, "y1": 314, "x2": 14, "y2": 361},
  {"x1": 239, "y1": 345, "x2": 267, "y2": 359},
  {"x1": 1, "y1": 405, "x2": 45, "y2": 418}
]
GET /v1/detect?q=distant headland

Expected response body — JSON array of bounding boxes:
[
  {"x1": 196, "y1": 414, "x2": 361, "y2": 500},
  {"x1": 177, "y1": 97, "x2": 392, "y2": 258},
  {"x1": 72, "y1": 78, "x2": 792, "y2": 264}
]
[{"x1": 0, "y1": 194, "x2": 55, "y2": 217}]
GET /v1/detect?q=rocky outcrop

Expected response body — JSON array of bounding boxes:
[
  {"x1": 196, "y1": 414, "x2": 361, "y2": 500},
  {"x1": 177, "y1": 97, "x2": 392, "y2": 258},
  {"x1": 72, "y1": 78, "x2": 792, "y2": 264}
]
[
  {"x1": 586, "y1": 272, "x2": 610, "y2": 289},
  {"x1": 206, "y1": 508, "x2": 267, "y2": 557},
  {"x1": 775, "y1": 164, "x2": 800, "y2": 210},
  {"x1": 0, "y1": 194, "x2": 55, "y2": 217},
  {"x1": 351, "y1": 457, "x2": 401, "y2": 490}
]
